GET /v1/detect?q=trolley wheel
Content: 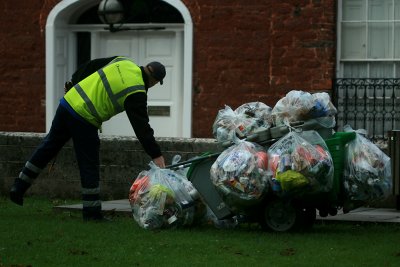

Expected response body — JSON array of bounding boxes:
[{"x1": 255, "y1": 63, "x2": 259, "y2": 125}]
[
  {"x1": 260, "y1": 199, "x2": 316, "y2": 232},
  {"x1": 318, "y1": 208, "x2": 329, "y2": 217},
  {"x1": 328, "y1": 207, "x2": 338, "y2": 216},
  {"x1": 260, "y1": 198, "x2": 297, "y2": 232}
]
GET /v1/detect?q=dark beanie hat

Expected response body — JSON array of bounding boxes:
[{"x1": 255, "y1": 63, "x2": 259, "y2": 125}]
[{"x1": 146, "y1": 62, "x2": 166, "y2": 85}]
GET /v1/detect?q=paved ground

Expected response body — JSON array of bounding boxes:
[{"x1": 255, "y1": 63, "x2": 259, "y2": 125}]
[{"x1": 53, "y1": 199, "x2": 400, "y2": 223}]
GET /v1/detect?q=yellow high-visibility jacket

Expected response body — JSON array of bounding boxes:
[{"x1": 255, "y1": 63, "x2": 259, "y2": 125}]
[{"x1": 64, "y1": 57, "x2": 146, "y2": 128}]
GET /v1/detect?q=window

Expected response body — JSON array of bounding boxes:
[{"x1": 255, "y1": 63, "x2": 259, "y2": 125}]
[
  {"x1": 336, "y1": 1, "x2": 400, "y2": 138},
  {"x1": 338, "y1": 0, "x2": 400, "y2": 78}
]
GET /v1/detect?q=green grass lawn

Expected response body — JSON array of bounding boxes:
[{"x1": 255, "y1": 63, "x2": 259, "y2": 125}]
[{"x1": 1, "y1": 196, "x2": 400, "y2": 267}]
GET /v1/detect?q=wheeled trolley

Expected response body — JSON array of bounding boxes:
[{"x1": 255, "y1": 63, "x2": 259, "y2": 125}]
[{"x1": 168, "y1": 120, "x2": 357, "y2": 232}]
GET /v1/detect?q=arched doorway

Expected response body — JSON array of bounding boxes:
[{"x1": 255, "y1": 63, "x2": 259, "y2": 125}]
[{"x1": 45, "y1": 0, "x2": 193, "y2": 137}]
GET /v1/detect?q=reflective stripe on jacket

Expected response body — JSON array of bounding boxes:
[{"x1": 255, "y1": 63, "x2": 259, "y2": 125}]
[{"x1": 64, "y1": 57, "x2": 146, "y2": 128}]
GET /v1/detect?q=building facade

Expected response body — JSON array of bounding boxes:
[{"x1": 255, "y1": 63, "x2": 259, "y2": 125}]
[{"x1": 2, "y1": 1, "x2": 395, "y2": 139}]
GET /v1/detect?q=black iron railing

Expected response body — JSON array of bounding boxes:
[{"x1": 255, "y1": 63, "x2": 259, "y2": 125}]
[{"x1": 333, "y1": 78, "x2": 400, "y2": 141}]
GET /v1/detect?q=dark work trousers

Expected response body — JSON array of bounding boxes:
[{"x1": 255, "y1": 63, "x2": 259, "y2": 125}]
[{"x1": 26, "y1": 104, "x2": 101, "y2": 218}]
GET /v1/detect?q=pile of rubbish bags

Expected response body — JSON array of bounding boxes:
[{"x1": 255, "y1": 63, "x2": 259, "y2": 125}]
[
  {"x1": 210, "y1": 90, "x2": 338, "y2": 204},
  {"x1": 129, "y1": 89, "x2": 392, "y2": 230},
  {"x1": 212, "y1": 91, "x2": 337, "y2": 144}
]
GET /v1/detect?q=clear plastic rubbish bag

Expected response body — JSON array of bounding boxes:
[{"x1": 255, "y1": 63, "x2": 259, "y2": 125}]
[
  {"x1": 210, "y1": 139, "x2": 269, "y2": 209},
  {"x1": 343, "y1": 127, "x2": 392, "y2": 203},
  {"x1": 310, "y1": 92, "x2": 337, "y2": 118},
  {"x1": 129, "y1": 161, "x2": 200, "y2": 230},
  {"x1": 272, "y1": 90, "x2": 337, "y2": 126},
  {"x1": 234, "y1": 101, "x2": 273, "y2": 129},
  {"x1": 212, "y1": 104, "x2": 271, "y2": 144},
  {"x1": 272, "y1": 90, "x2": 315, "y2": 126},
  {"x1": 267, "y1": 131, "x2": 334, "y2": 196}
]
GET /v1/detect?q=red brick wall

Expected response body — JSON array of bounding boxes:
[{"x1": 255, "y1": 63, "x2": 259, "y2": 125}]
[
  {"x1": 185, "y1": 0, "x2": 337, "y2": 137},
  {"x1": 0, "y1": 0, "x2": 336, "y2": 138},
  {"x1": 0, "y1": 0, "x2": 59, "y2": 132}
]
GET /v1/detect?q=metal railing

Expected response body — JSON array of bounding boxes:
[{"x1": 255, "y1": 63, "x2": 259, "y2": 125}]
[{"x1": 333, "y1": 78, "x2": 400, "y2": 141}]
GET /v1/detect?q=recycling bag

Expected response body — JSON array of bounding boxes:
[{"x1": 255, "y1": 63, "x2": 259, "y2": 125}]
[
  {"x1": 344, "y1": 128, "x2": 392, "y2": 203},
  {"x1": 129, "y1": 162, "x2": 200, "y2": 230},
  {"x1": 210, "y1": 140, "x2": 269, "y2": 208},
  {"x1": 267, "y1": 130, "x2": 334, "y2": 196},
  {"x1": 212, "y1": 103, "x2": 272, "y2": 144}
]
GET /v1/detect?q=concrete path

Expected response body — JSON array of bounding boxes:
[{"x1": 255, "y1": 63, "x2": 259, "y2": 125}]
[
  {"x1": 53, "y1": 199, "x2": 132, "y2": 216},
  {"x1": 317, "y1": 207, "x2": 400, "y2": 223},
  {"x1": 53, "y1": 199, "x2": 400, "y2": 223}
]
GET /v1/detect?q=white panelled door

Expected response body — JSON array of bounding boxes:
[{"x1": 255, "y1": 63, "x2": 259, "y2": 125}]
[{"x1": 95, "y1": 30, "x2": 183, "y2": 137}]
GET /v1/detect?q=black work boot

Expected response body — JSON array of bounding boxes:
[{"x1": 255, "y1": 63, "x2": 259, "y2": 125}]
[
  {"x1": 82, "y1": 206, "x2": 111, "y2": 222},
  {"x1": 9, "y1": 178, "x2": 31, "y2": 206}
]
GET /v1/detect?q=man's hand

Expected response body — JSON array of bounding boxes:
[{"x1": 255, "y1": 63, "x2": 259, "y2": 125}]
[{"x1": 153, "y1": 155, "x2": 166, "y2": 168}]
